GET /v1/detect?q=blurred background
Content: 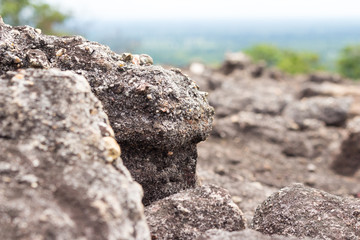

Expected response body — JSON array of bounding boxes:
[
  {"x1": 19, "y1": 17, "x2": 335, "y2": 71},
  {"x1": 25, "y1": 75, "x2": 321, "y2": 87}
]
[{"x1": 1, "y1": 0, "x2": 360, "y2": 79}]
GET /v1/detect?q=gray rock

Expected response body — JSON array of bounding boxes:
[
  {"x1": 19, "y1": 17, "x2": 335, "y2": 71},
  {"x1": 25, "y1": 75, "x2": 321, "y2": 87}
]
[
  {"x1": 197, "y1": 229, "x2": 311, "y2": 240},
  {"x1": 283, "y1": 96, "x2": 352, "y2": 126},
  {"x1": 0, "y1": 69, "x2": 149, "y2": 240},
  {"x1": 0, "y1": 21, "x2": 214, "y2": 205},
  {"x1": 332, "y1": 116, "x2": 360, "y2": 175},
  {"x1": 145, "y1": 185, "x2": 246, "y2": 240},
  {"x1": 209, "y1": 79, "x2": 293, "y2": 118},
  {"x1": 252, "y1": 183, "x2": 360, "y2": 240}
]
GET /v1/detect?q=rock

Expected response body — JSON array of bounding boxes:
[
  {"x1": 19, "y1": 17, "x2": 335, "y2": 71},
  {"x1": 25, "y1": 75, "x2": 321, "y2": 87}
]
[
  {"x1": 221, "y1": 52, "x2": 252, "y2": 75},
  {"x1": 0, "y1": 69, "x2": 149, "y2": 240},
  {"x1": 251, "y1": 183, "x2": 360, "y2": 239},
  {"x1": 0, "y1": 21, "x2": 214, "y2": 205},
  {"x1": 197, "y1": 229, "x2": 310, "y2": 240},
  {"x1": 283, "y1": 96, "x2": 352, "y2": 127},
  {"x1": 197, "y1": 168, "x2": 277, "y2": 226},
  {"x1": 307, "y1": 71, "x2": 343, "y2": 83},
  {"x1": 332, "y1": 116, "x2": 360, "y2": 175},
  {"x1": 209, "y1": 78, "x2": 293, "y2": 118},
  {"x1": 145, "y1": 185, "x2": 246, "y2": 240}
]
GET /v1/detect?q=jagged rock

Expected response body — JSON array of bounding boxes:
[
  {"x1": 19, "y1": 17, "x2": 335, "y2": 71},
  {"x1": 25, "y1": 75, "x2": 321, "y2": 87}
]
[
  {"x1": 197, "y1": 229, "x2": 311, "y2": 240},
  {"x1": 209, "y1": 79, "x2": 293, "y2": 118},
  {"x1": 145, "y1": 185, "x2": 246, "y2": 240},
  {"x1": 252, "y1": 183, "x2": 360, "y2": 239},
  {"x1": 283, "y1": 96, "x2": 352, "y2": 126},
  {"x1": 197, "y1": 168, "x2": 277, "y2": 226},
  {"x1": 332, "y1": 116, "x2": 360, "y2": 175},
  {"x1": 0, "y1": 21, "x2": 214, "y2": 205},
  {"x1": 0, "y1": 69, "x2": 149, "y2": 240}
]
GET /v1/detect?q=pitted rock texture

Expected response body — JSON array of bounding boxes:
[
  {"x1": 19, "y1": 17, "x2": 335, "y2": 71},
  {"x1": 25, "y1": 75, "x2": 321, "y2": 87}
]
[
  {"x1": 0, "y1": 21, "x2": 214, "y2": 205},
  {"x1": 251, "y1": 184, "x2": 360, "y2": 240},
  {"x1": 197, "y1": 229, "x2": 312, "y2": 240},
  {"x1": 0, "y1": 69, "x2": 149, "y2": 240},
  {"x1": 145, "y1": 185, "x2": 246, "y2": 240},
  {"x1": 332, "y1": 116, "x2": 360, "y2": 175}
]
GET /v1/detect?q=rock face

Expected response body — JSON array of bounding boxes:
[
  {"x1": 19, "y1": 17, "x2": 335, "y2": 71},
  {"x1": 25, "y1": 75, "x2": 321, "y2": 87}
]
[
  {"x1": 0, "y1": 69, "x2": 149, "y2": 240},
  {"x1": 0, "y1": 21, "x2": 214, "y2": 205},
  {"x1": 252, "y1": 184, "x2": 360, "y2": 240},
  {"x1": 145, "y1": 185, "x2": 246, "y2": 240},
  {"x1": 332, "y1": 117, "x2": 360, "y2": 175}
]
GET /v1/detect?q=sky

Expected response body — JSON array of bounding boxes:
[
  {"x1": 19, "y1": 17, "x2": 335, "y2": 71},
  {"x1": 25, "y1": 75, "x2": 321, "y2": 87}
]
[{"x1": 50, "y1": 0, "x2": 360, "y2": 21}]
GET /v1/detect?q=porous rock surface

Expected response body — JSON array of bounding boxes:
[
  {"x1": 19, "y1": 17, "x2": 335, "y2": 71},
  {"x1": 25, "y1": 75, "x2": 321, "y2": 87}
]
[
  {"x1": 0, "y1": 69, "x2": 149, "y2": 240},
  {"x1": 145, "y1": 185, "x2": 246, "y2": 240},
  {"x1": 0, "y1": 20, "x2": 214, "y2": 205},
  {"x1": 252, "y1": 183, "x2": 360, "y2": 240},
  {"x1": 197, "y1": 229, "x2": 311, "y2": 240}
]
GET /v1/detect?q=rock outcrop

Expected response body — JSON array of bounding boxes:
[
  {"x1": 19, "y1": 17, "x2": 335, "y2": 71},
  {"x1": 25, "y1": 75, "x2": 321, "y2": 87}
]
[
  {"x1": 252, "y1": 184, "x2": 360, "y2": 239},
  {"x1": 145, "y1": 185, "x2": 246, "y2": 240},
  {"x1": 0, "y1": 21, "x2": 214, "y2": 205},
  {"x1": 0, "y1": 69, "x2": 149, "y2": 240}
]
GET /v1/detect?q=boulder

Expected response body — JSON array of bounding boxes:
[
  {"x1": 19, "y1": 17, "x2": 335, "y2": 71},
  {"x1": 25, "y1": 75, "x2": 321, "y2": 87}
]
[
  {"x1": 0, "y1": 21, "x2": 214, "y2": 205},
  {"x1": 252, "y1": 183, "x2": 360, "y2": 239},
  {"x1": 283, "y1": 96, "x2": 352, "y2": 127},
  {"x1": 332, "y1": 116, "x2": 360, "y2": 175},
  {"x1": 209, "y1": 79, "x2": 293, "y2": 118},
  {"x1": 145, "y1": 185, "x2": 246, "y2": 240},
  {"x1": 0, "y1": 69, "x2": 149, "y2": 240}
]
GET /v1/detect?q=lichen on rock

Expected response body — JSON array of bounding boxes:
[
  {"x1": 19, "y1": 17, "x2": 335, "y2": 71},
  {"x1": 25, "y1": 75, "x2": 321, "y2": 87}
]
[
  {"x1": 0, "y1": 69, "x2": 149, "y2": 240},
  {"x1": 0, "y1": 20, "x2": 214, "y2": 205}
]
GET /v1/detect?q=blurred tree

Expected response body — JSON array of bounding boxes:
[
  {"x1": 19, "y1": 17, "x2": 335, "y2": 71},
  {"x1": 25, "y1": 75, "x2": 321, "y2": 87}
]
[
  {"x1": 0, "y1": 0, "x2": 69, "y2": 35},
  {"x1": 244, "y1": 44, "x2": 282, "y2": 67},
  {"x1": 244, "y1": 44, "x2": 322, "y2": 74},
  {"x1": 337, "y1": 44, "x2": 360, "y2": 80}
]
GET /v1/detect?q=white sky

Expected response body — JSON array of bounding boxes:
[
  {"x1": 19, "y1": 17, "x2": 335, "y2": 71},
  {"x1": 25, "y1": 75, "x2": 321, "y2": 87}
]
[{"x1": 50, "y1": 0, "x2": 360, "y2": 21}]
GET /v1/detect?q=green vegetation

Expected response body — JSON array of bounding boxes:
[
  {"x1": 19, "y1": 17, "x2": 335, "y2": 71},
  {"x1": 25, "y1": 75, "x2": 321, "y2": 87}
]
[
  {"x1": 0, "y1": 0, "x2": 69, "y2": 35},
  {"x1": 244, "y1": 44, "x2": 322, "y2": 74},
  {"x1": 337, "y1": 44, "x2": 360, "y2": 80}
]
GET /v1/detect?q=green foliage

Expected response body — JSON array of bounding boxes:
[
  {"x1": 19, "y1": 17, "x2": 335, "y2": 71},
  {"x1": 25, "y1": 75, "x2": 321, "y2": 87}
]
[
  {"x1": 244, "y1": 44, "x2": 282, "y2": 67},
  {"x1": 244, "y1": 44, "x2": 322, "y2": 74},
  {"x1": 337, "y1": 44, "x2": 360, "y2": 80},
  {"x1": 0, "y1": 0, "x2": 69, "y2": 35}
]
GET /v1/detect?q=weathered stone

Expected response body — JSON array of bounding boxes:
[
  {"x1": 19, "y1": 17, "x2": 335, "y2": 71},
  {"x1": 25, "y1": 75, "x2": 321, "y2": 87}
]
[
  {"x1": 332, "y1": 116, "x2": 360, "y2": 175},
  {"x1": 197, "y1": 229, "x2": 311, "y2": 240},
  {"x1": 209, "y1": 78, "x2": 293, "y2": 118},
  {"x1": 0, "y1": 21, "x2": 214, "y2": 205},
  {"x1": 145, "y1": 185, "x2": 246, "y2": 240},
  {"x1": 283, "y1": 96, "x2": 352, "y2": 126},
  {"x1": 0, "y1": 69, "x2": 150, "y2": 240},
  {"x1": 252, "y1": 183, "x2": 360, "y2": 239}
]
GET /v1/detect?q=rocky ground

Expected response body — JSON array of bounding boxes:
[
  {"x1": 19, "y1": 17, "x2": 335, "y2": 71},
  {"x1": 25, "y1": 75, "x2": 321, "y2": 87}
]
[
  {"x1": 185, "y1": 55, "x2": 360, "y2": 227},
  {"x1": 1, "y1": 17, "x2": 360, "y2": 239}
]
